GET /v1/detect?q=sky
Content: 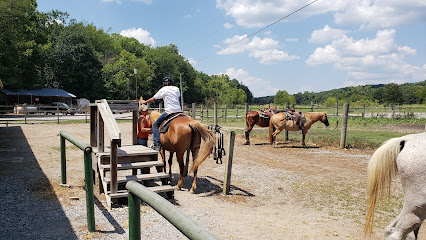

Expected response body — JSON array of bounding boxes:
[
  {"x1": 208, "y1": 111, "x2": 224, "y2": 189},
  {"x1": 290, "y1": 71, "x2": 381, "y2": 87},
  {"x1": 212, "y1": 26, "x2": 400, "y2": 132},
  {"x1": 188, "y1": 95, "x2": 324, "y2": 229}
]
[{"x1": 36, "y1": 0, "x2": 426, "y2": 97}]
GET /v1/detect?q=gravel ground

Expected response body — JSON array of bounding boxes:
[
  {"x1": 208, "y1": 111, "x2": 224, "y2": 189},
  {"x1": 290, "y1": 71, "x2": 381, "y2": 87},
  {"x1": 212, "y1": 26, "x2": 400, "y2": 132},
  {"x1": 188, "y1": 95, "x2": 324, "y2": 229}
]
[{"x1": 1, "y1": 122, "x2": 425, "y2": 239}]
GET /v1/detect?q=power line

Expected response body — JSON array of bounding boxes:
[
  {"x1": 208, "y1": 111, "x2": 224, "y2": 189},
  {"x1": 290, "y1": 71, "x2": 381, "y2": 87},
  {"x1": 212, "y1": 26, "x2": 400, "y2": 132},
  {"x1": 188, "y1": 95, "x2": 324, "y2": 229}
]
[{"x1": 195, "y1": 0, "x2": 319, "y2": 63}]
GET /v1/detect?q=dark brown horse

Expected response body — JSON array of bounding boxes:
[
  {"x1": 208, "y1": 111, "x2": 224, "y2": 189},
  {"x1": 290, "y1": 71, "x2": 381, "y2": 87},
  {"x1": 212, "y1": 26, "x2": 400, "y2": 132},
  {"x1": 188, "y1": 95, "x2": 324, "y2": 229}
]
[
  {"x1": 149, "y1": 111, "x2": 215, "y2": 193},
  {"x1": 269, "y1": 111, "x2": 329, "y2": 147},
  {"x1": 244, "y1": 106, "x2": 277, "y2": 145}
]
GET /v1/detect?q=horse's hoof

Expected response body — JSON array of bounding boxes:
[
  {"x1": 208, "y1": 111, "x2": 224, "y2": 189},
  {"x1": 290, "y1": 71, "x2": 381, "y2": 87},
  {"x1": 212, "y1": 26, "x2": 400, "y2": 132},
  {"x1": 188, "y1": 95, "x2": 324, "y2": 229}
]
[
  {"x1": 175, "y1": 185, "x2": 182, "y2": 191},
  {"x1": 189, "y1": 188, "x2": 196, "y2": 194},
  {"x1": 243, "y1": 142, "x2": 250, "y2": 145}
]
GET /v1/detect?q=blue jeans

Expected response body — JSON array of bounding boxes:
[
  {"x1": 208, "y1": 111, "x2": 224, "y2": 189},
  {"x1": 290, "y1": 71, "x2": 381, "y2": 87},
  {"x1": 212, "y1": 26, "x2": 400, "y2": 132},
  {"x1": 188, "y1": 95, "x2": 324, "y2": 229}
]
[
  {"x1": 153, "y1": 112, "x2": 168, "y2": 146},
  {"x1": 137, "y1": 138, "x2": 148, "y2": 147}
]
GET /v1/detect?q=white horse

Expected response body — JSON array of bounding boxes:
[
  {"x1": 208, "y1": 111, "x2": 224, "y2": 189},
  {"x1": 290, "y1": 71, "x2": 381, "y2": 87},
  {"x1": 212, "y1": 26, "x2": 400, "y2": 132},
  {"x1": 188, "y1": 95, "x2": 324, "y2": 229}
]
[{"x1": 365, "y1": 132, "x2": 426, "y2": 240}]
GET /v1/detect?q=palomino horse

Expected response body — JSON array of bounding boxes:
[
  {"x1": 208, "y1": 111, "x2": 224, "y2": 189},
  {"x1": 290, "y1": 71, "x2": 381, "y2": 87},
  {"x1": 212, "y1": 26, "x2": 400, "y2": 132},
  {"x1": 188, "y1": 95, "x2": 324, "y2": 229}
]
[
  {"x1": 268, "y1": 111, "x2": 329, "y2": 147},
  {"x1": 365, "y1": 132, "x2": 426, "y2": 240},
  {"x1": 244, "y1": 106, "x2": 277, "y2": 145},
  {"x1": 149, "y1": 111, "x2": 215, "y2": 193}
]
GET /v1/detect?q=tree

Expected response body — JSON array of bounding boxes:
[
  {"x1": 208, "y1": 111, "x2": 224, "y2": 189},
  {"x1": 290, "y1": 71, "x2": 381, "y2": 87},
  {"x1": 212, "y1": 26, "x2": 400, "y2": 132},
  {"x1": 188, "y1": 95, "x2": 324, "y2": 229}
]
[
  {"x1": 383, "y1": 83, "x2": 403, "y2": 104},
  {"x1": 274, "y1": 90, "x2": 295, "y2": 105},
  {"x1": 324, "y1": 97, "x2": 337, "y2": 107}
]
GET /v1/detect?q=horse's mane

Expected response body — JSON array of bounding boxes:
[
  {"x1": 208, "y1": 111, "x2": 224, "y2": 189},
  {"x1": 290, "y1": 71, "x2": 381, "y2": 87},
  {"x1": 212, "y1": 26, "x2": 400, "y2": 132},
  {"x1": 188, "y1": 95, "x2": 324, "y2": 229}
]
[{"x1": 149, "y1": 110, "x2": 162, "y2": 126}]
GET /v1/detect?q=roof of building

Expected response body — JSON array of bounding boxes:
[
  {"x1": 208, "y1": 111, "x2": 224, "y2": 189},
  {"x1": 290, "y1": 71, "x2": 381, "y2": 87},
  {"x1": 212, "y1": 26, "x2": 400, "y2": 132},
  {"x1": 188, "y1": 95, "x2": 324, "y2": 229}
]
[{"x1": 0, "y1": 88, "x2": 76, "y2": 98}]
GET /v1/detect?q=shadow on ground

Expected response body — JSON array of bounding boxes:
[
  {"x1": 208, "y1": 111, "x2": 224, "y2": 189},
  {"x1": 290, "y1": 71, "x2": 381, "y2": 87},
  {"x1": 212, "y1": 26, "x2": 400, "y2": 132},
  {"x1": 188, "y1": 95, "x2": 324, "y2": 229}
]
[{"x1": 0, "y1": 126, "x2": 78, "y2": 239}]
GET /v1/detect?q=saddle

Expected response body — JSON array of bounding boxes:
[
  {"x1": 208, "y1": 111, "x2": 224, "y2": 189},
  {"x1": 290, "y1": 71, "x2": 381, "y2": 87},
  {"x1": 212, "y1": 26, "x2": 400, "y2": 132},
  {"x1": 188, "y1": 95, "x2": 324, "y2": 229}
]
[
  {"x1": 159, "y1": 112, "x2": 186, "y2": 134},
  {"x1": 283, "y1": 111, "x2": 305, "y2": 130},
  {"x1": 258, "y1": 109, "x2": 274, "y2": 119}
]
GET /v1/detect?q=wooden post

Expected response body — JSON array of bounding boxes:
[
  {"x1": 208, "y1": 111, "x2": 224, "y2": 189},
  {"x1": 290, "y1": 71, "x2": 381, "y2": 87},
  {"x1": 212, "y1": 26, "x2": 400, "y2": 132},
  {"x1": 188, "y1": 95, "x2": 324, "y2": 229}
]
[
  {"x1": 110, "y1": 140, "x2": 118, "y2": 195},
  {"x1": 235, "y1": 107, "x2": 238, "y2": 118},
  {"x1": 362, "y1": 105, "x2": 366, "y2": 118},
  {"x1": 191, "y1": 103, "x2": 196, "y2": 119},
  {"x1": 90, "y1": 105, "x2": 97, "y2": 147},
  {"x1": 392, "y1": 104, "x2": 396, "y2": 119},
  {"x1": 200, "y1": 105, "x2": 204, "y2": 122},
  {"x1": 310, "y1": 101, "x2": 314, "y2": 112},
  {"x1": 214, "y1": 102, "x2": 217, "y2": 127},
  {"x1": 206, "y1": 107, "x2": 209, "y2": 119},
  {"x1": 224, "y1": 105, "x2": 227, "y2": 121},
  {"x1": 223, "y1": 131, "x2": 235, "y2": 195},
  {"x1": 245, "y1": 103, "x2": 248, "y2": 116},
  {"x1": 97, "y1": 109, "x2": 104, "y2": 153},
  {"x1": 159, "y1": 102, "x2": 162, "y2": 112},
  {"x1": 284, "y1": 103, "x2": 289, "y2": 141},
  {"x1": 57, "y1": 104, "x2": 59, "y2": 124},
  {"x1": 132, "y1": 110, "x2": 138, "y2": 145},
  {"x1": 340, "y1": 103, "x2": 349, "y2": 149},
  {"x1": 24, "y1": 105, "x2": 27, "y2": 124},
  {"x1": 335, "y1": 101, "x2": 339, "y2": 117}
]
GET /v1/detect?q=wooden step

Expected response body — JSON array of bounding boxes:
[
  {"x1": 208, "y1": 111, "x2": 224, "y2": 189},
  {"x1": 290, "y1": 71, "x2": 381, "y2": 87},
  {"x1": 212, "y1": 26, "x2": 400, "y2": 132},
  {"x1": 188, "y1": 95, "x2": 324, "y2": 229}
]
[
  {"x1": 104, "y1": 172, "x2": 169, "y2": 184},
  {"x1": 100, "y1": 161, "x2": 164, "y2": 170},
  {"x1": 109, "y1": 185, "x2": 175, "y2": 199}
]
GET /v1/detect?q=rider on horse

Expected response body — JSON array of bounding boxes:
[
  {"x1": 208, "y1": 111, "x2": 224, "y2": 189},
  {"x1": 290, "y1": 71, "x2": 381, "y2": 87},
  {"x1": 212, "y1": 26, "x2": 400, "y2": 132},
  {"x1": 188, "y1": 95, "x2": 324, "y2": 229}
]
[{"x1": 140, "y1": 76, "x2": 182, "y2": 151}]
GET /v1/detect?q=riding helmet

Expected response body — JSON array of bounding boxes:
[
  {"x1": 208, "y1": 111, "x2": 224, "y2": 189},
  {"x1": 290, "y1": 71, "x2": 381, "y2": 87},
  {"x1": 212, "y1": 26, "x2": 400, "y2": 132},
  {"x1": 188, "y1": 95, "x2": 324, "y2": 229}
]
[{"x1": 162, "y1": 76, "x2": 174, "y2": 86}]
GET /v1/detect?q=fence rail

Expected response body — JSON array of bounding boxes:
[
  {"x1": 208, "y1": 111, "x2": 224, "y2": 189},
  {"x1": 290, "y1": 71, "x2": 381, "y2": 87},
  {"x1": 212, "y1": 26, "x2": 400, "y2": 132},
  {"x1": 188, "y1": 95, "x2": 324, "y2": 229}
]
[
  {"x1": 126, "y1": 181, "x2": 220, "y2": 240},
  {"x1": 59, "y1": 130, "x2": 95, "y2": 232}
]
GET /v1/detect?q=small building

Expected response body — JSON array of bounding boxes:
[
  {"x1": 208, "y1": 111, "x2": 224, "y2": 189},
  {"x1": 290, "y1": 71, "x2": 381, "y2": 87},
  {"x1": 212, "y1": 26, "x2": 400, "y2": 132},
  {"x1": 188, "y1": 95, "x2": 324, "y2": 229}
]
[{"x1": 0, "y1": 88, "x2": 76, "y2": 106}]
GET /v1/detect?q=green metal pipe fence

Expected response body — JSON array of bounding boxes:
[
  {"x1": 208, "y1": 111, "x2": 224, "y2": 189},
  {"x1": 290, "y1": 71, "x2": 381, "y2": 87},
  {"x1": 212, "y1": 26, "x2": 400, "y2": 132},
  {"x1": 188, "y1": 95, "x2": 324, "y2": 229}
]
[
  {"x1": 59, "y1": 130, "x2": 95, "y2": 232},
  {"x1": 126, "y1": 181, "x2": 220, "y2": 240}
]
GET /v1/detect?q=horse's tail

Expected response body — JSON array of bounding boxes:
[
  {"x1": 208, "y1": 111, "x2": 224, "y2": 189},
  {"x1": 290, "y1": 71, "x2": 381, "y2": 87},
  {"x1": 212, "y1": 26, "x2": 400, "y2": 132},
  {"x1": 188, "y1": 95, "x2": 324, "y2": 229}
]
[
  {"x1": 188, "y1": 121, "x2": 215, "y2": 173},
  {"x1": 364, "y1": 137, "x2": 403, "y2": 238},
  {"x1": 268, "y1": 115, "x2": 275, "y2": 145}
]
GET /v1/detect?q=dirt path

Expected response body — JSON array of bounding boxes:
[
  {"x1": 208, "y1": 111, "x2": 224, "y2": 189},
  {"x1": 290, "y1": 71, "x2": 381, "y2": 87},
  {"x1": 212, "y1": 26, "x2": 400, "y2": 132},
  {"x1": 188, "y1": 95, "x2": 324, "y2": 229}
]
[{"x1": 1, "y1": 122, "x2": 424, "y2": 239}]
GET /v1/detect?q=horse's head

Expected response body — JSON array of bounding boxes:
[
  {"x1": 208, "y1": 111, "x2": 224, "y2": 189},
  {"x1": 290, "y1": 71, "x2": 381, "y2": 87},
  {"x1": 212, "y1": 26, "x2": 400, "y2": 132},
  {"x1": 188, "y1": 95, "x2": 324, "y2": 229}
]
[{"x1": 321, "y1": 112, "x2": 330, "y2": 127}]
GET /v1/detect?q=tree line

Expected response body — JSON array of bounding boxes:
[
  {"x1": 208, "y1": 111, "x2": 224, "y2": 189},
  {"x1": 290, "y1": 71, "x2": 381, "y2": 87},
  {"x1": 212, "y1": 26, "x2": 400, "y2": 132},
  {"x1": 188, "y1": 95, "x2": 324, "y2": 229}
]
[
  {"x1": 255, "y1": 81, "x2": 426, "y2": 107},
  {"x1": 0, "y1": 0, "x2": 252, "y2": 105}
]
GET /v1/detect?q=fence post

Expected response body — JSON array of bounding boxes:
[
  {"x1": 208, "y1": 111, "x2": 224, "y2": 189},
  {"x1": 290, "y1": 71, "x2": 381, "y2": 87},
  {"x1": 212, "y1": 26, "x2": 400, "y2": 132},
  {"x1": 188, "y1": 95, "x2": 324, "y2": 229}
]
[
  {"x1": 362, "y1": 105, "x2": 366, "y2": 118},
  {"x1": 57, "y1": 105, "x2": 59, "y2": 124},
  {"x1": 159, "y1": 102, "x2": 162, "y2": 112},
  {"x1": 24, "y1": 105, "x2": 27, "y2": 124},
  {"x1": 245, "y1": 103, "x2": 248, "y2": 116},
  {"x1": 192, "y1": 103, "x2": 196, "y2": 119},
  {"x1": 224, "y1": 131, "x2": 235, "y2": 195},
  {"x1": 60, "y1": 135, "x2": 66, "y2": 184},
  {"x1": 340, "y1": 103, "x2": 349, "y2": 149},
  {"x1": 83, "y1": 149, "x2": 95, "y2": 232},
  {"x1": 310, "y1": 101, "x2": 314, "y2": 112},
  {"x1": 392, "y1": 104, "x2": 396, "y2": 119},
  {"x1": 335, "y1": 101, "x2": 339, "y2": 117},
  {"x1": 201, "y1": 105, "x2": 204, "y2": 122},
  {"x1": 214, "y1": 102, "x2": 217, "y2": 127},
  {"x1": 224, "y1": 104, "x2": 227, "y2": 121},
  {"x1": 235, "y1": 107, "x2": 238, "y2": 118},
  {"x1": 284, "y1": 103, "x2": 289, "y2": 141},
  {"x1": 128, "y1": 192, "x2": 141, "y2": 240}
]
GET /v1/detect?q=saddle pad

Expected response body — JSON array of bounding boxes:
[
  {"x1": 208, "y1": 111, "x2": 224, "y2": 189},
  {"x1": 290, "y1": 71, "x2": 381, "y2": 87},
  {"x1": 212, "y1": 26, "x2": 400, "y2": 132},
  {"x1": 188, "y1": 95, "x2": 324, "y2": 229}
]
[{"x1": 159, "y1": 112, "x2": 186, "y2": 134}]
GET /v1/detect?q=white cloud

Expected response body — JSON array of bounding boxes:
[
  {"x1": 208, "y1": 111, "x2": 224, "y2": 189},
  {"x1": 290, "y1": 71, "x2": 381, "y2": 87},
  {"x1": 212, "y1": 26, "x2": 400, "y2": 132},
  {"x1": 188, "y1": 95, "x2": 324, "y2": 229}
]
[
  {"x1": 306, "y1": 29, "x2": 424, "y2": 85},
  {"x1": 309, "y1": 25, "x2": 351, "y2": 44},
  {"x1": 217, "y1": 35, "x2": 299, "y2": 64},
  {"x1": 120, "y1": 28, "x2": 156, "y2": 46},
  {"x1": 285, "y1": 38, "x2": 298, "y2": 42},
  {"x1": 223, "y1": 68, "x2": 279, "y2": 97},
  {"x1": 187, "y1": 58, "x2": 197, "y2": 66},
  {"x1": 216, "y1": 0, "x2": 426, "y2": 29},
  {"x1": 224, "y1": 23, "x2": 233, "y2": 29}
]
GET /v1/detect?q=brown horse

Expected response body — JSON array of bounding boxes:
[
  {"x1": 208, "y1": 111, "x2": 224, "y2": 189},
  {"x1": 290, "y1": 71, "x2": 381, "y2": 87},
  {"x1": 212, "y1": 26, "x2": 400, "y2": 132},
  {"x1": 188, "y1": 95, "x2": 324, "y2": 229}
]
[
  {"x1": 149, "y1": 111, "x2": 215, "y2": 193},
  {"x1": 268, "y1": 111, "x2": 329, "y2": 147},
  {"x1": 244, "y1": 106, "x2": 277, "y2": 145}
]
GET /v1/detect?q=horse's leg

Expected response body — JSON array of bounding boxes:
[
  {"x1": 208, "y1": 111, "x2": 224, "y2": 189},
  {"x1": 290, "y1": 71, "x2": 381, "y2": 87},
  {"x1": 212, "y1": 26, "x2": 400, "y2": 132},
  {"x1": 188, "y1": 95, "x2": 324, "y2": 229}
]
[
  {"x1": 160, "y1": 148, "x2": 166, "y2": 173},
  {"x1": 190, "y1": 148, "x2": 198, "y2": 194},
  {"x1": 384, "y1": 208, "x2": 422, "y2": 240},
  {"x1": 272, "y1": 128, "x2": 282, "y2": 147},
  {"x1": 175, "y1": 151, "x2": 185, "y2": 191},
  {"x1": 167, "y1": 152, "x2": 173, "y2": 181},
  {"x1": 244, "y1": 119, "x2": 254, "y2": 145}
]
